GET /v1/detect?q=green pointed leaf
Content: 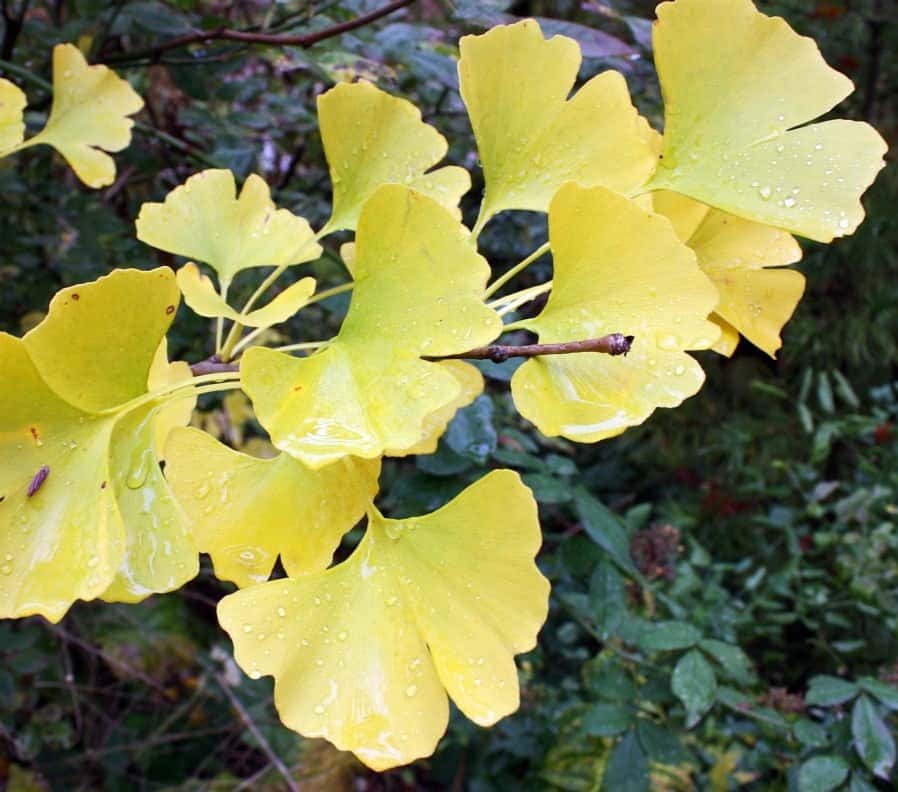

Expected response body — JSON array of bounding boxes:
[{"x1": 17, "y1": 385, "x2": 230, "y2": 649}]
[
  {"x1": 573, "y1": 489, "x2": 635, "y2": 573},
  {"x1": 582, "y1": 702, "x2": 634, "y2": 737},
  {"x1": 698, "y1": 639, "x2": 755, "y2": 685},
  {"x1": 807, "y1": 676, "x2": 859, "y2": 707},
  {"x1": 602, "y1": 731, "x2": 649, "y2": 792},
  {"x1": 798, "y1": 756, "x2": 850, "y2": 792},
  {"x1": 638, "y1": 621, "x2": 702, "y2": 652},
  {"x1": 859, "y1": 678, "x2": 898, "y2": 711},
  {"x1": 672, "y1": 649, "x2": 717, "y2": 727},
  {"x1": 852, "y1": 695, "x2": 896, "y2": 779}
]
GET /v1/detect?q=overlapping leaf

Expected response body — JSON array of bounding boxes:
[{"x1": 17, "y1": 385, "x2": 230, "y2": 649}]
[
  {"x1": 652, "y1": 191, "x2": 804, "y2": 357},
  {"x1": 0, "y1": 269, "x2": 197, "y2": 620},
  {"x1": 18, "y1": 44, "x2": 143, "y2": 188},
  {"x1": 318, "y1": 80, "x2": 470, "y2": 233},
  {"x1": 511, "y1": 183, "x2": 719, "y2": 442},
  {"x1": 165, "y1": 427, "x2": 380, "y2": 587},
  {"x1": 218, "y1": 470, "x2": 549, "y2": 770},
  {"x1": 136, "y1": 170, "x2": 322, "y2": 287},
  {"x1": 646, "y1": 0, "x2": 887, "y2": 242},
  {"x1": 458, "y1": 19, "x2": 657, "y2": 232},
  {"x1": 242, "y1": 185, "x2": 503, "y2": 468},
  {"x1": 0, "y1": 78, "x2": 26, "y2": 154},
  {"x1": 175, "y1": 263, "x2": 317, "y2": 327}
]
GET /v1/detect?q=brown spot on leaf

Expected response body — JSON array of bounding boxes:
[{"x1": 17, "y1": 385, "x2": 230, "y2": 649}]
[
  {"x1": 166, "y1": 305, "x2": 176, "y2": 315},
  {"x1": 71, "y1": 293, "x2": 80, "y2": 301}
]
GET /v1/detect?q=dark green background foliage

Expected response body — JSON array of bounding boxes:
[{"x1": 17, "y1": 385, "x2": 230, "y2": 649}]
[{"x1": 1, "y1": 0, "x2": 897, "y2": 789}]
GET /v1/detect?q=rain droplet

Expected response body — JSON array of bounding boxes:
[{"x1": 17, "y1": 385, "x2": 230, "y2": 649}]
[
  {"x1": 243, "y1": 624, "x2": 253, "y2": 633},
  {"x1": 758, "y1": 185, "x2": 772, "y2": 201},
  {"x1": 405, "y1": 685, "x2": 417, "y2": 697},
  {"x1": 277, "y1": 606, "x2": 287, "y2": 618}
]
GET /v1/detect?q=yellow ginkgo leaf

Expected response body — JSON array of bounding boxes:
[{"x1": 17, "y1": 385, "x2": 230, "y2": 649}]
[
  {"x1": 136, "y1": 170, "x2": 322, "y2": 285},
  {"x1": 458, "y1": 19, "x2": 657, "y2": 234},
  {"x1": 21, "y1": 44, "x2": 143, "y2": 188},
  {"x1": 318, "y1": 80, "x2": 470, "y2": 233},
  {"x1": 176, "y1": 263, "x2": 316, "y2": 327},
  {"x1": 710, "y1": 315, "x2": 741, "y2": 357},
  {"x1": 218, "y1": 470, "x2": 549, "y2": 771},
  {"x1": 653, "y1": 191, "x2": 804, "y2": 357},
  {"x1": 0, "y1": 78, "x2": 26, "y2": 154},
  {"x1": 242, "y1": 185, "x2": 503, "y2": 468},
  {"x1": 101, "y1": 404, "x2": 193, "y2": 603},
  {"x1": 646, "y1": 0, "x2": 887, "y2": 243},
  {"x1": 24, "y1": 268, "x2": 180, "y2": 412},
  {"x1": 511, "y1": 183, "x2": 719, "y2": 443},
  {"x1": 0, "y1": 269, "x2": 198, "y2": 621},
  {"x1": 165, "y1": 427, "x2": 380, "y2": 587},
  {"x1": 148, "y1": 339, "x2": 194, "y2": 459},
  {"x1": 391, "y1": 360, "x2": 484, "y2": 457}
]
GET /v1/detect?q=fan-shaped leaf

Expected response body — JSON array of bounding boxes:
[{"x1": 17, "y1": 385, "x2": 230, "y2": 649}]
[
  {"x1": 458, "y1": 19, "x2": 656, "y2": 232},
  {"x1": 218, "y1": 470, "x2": 549, "y2": 770},
  {"x1": 511, "y1": 183, "x2": 718, "y2": 442},
  {"x1": 242, "y1": 185, "x2": 502, "y2": 468},
  {"x1": 647, "y1": 0, "x2": 887, "y2": 242}
]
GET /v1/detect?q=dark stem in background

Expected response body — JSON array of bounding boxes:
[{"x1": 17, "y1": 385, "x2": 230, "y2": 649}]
[
  {"x1": 862, "y1": 0, "x2": 884, "y2": 123},
  {"x1": 100, "y1": 0, "x2": 417, "y2": 64},
  {"x1": 0, "y1": 0, "x2": 29, "y2": 61},
  {"x1": 189, "y1": 334, "x2": 634, "y2": 376}
]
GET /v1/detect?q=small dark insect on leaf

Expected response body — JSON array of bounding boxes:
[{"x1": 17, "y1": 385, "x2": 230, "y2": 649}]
[{"x1": 27, "y1": 465, "x2": 50, "y2": 497}]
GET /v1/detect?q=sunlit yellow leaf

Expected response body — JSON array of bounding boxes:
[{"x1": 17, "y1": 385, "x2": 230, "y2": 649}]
[
  {"x1": 653, "y1": 191, "x2": 804, "y2": 357},
  {"x1": 511, "y1": 183, "x2": 719, "y2": 442},
  {"x1": 136, "y1": 170, "x2": 322, "y2": 284},
  {"x1": 0, "y1": 269, "x2": 197, "y2": 621},
  {"x1": 0, "y1": 78, "x2": 26, "y2": 154},
  {"x1": 23, "y1": 44, "x2": 143, "y2": 188},
  {"x1": 242, "y1": 185, "x2": 502, "y2": 468},
  {"x1": 101, "y1": 404, "x2": 195, "y2": 603},
  {"x1": 391, "y1": 361, "x2": 483, "y2": 457},
  {"x1": 166, "y1": 427, "x2": 380, "y2": 587},
  {"x1": 646, "y1": 0, "x2": 887, "y2": 242},
  {"x1": 176, "y1": 262, "x2": 316, "y2": 327},
  {"x1": 24, "y1": 268, "x2": 180, "y2": 412},
  {"x1": 318, "y1": 80, "x2": 470, "y2": 233},
  {"x1": 0, "y1": 334, "x2": 122, "y2": 621},
  {"x1": 710, "y1": 315, "x2": 740, "y2": 357},
  {"x1": 148, "y1": 339, "x2": 194, "y2": 459},
  {"x1": 458, "y1": 19, "x2": 657, "y2": 232},
  {"x1": 218, "y1": 470, "x2": 549, "y2": 771}
]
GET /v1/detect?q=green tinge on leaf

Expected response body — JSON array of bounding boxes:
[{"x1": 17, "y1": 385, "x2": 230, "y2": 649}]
[
  {"x1": 137, "y1": 170, "x2": 322, "y2": 284},
  {"x1": 318, "y1": 80, "x2": 470, "y2": 233},
  {"x1": 24, "y1": 44, "x2": 144, "y2": 188},
  {"x1": 0, "y1": 269, "x2": 198, "y2": 622},
  {"x1": 458, "y1": 19, "x2": 657, "y2": 231},
  {"x1": 165, "y1": 427, "x2": 380, "y2": 587},
  {"x1": 510, "y1": 183, "x2": 719, "y2": 443},
  {"x1": 647, "y1": 0, "x2": 887, "y2": 242},
  {"x1": 242, "y1": 185, "x2": 502, "y2": 467},
  {"x1": 217, "y1": 470, "x2": 549, "y2": 771},
  {"x1": 176, "y1": 263, "x2": 316, "y2": 327}
]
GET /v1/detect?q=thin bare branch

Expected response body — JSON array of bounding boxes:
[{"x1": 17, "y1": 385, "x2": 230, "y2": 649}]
[
  {"x1": 101, "y1": 0, "x2": 416, "y2": 63},
  {"x1": 428, "y1": 333, "x2": 635, "y2": 364}
]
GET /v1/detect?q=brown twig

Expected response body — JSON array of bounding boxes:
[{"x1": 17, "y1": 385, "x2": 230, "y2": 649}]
[
  {"x1": 101, "y1": 0, "x2": 416, "y2": 63},
  {"x1": 190, "y1": 357, "x2": 241, "y2": 376},
  {"x1": 190, "y1": 333, "x2": 633, "y2": 374},
  {"x1": 427, "y1": 333, "x2": 634, "y2": 364}
]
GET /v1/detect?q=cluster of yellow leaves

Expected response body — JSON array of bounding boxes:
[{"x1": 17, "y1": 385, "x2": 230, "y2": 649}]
[
  {"x1": 0, "y1": 269, "x2": 197, "y2": 621},
  {"x1": 0, "y1": 43, "x2": 142, "y2": 187},
  {"x1": 1, "y1": 0, "x2": 888, "y2": 773}
]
